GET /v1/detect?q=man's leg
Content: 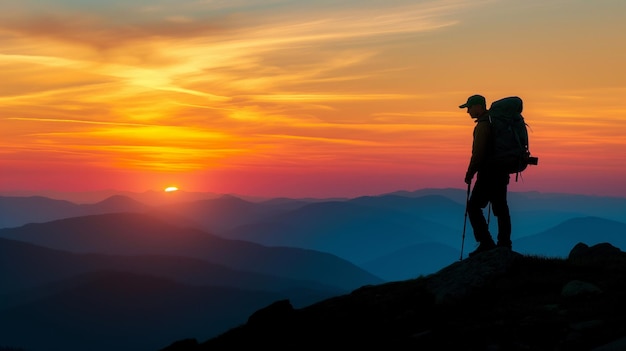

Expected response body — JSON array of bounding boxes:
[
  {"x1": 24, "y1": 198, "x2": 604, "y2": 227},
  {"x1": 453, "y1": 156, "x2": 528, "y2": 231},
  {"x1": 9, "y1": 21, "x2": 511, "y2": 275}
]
[
  {"x1": 467, "y1": 178, "x2": 496, "y2": 256},
  {"x1": 491, "y1": 179, "x2": 512, "y2": 249}
]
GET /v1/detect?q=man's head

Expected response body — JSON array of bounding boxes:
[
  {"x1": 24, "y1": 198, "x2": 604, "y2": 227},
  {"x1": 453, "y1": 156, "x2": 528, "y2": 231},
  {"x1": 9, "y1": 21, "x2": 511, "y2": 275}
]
[{"x1": 459, "y1": 94, "x2": 487, "y2": 119}]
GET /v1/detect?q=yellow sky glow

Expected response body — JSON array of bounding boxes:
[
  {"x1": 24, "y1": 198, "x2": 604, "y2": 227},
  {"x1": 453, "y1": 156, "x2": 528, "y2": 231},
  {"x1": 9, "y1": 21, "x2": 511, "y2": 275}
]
[{"x1": 1, "y1": 0, "x2": 625, "y2": 198}]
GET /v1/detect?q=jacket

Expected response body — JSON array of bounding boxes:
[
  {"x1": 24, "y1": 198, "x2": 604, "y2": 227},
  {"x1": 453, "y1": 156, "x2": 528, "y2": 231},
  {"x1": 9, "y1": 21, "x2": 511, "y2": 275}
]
[{"x1": 466, "y1": 112, "x2": 493, "y2": 180}]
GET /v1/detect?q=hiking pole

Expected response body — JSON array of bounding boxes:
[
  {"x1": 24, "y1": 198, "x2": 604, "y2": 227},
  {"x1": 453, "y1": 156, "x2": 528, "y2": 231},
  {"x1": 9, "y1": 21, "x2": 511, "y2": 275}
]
[{"x1": 460, "y1": 180, "x2": 471, "y2": 261}]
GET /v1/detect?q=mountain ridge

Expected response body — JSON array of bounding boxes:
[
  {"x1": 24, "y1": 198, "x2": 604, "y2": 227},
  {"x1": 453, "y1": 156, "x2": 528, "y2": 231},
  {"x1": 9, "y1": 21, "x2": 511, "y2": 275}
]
[
  {"x1": 161, "y1": 242, "x2": 626, "y2": 351},
  {"x1": 2, "y1": 189, "x2": 626, "y2": 351},
  {"x1": 0, "y1": 212, "x2": 382, "y2": 290},
  {"x1": 1, "y1": 270, "x2": 285, "y2": 351}
]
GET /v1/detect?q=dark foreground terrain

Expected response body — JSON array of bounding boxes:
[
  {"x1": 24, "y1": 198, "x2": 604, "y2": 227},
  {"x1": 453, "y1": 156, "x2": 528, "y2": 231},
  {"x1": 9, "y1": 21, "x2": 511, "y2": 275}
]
[{"x1": 161, "y1": 242, "x2": 626, "y2": 351}]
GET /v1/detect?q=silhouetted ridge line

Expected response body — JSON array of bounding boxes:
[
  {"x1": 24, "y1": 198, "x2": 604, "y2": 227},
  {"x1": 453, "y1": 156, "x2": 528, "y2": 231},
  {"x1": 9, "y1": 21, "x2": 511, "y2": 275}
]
[{"x1": 161, "y1": 242, "x2": 626, "y2": 351}]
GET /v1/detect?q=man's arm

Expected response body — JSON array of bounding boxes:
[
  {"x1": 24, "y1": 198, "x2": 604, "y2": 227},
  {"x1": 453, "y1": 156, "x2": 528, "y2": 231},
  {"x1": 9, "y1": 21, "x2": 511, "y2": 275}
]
[{"x1": 465, "y1": 121, "x2": 491, "y2": 183}]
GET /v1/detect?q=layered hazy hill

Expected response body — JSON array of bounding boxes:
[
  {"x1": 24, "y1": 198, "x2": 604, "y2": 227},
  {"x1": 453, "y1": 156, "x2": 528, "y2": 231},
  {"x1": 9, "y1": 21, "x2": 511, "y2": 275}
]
[
  {"x1": 0, "y1": 213, "x2": 380, "y2": 351},
  {"x1": 2, "y1": 189, "x2": 625, "y2": 281},
  {"x1": 1, "y1": 188, "x2": 625, "y2": 351}
]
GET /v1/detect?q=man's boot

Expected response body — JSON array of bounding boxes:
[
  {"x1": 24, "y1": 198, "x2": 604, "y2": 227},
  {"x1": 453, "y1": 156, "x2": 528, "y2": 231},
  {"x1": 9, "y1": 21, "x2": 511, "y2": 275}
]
[{"x1": 469, "y1": 236, "x2": 496, "y2": 257}]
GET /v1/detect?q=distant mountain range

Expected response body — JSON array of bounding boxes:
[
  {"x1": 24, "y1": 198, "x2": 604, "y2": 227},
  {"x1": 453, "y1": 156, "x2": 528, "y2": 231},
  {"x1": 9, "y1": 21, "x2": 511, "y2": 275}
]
[
  {"x1": 0, "y1": 214, "x2": 379, "y2": 351},
  {"x1": 1, "y1": 188, "x2": 625, "y2": 351}
]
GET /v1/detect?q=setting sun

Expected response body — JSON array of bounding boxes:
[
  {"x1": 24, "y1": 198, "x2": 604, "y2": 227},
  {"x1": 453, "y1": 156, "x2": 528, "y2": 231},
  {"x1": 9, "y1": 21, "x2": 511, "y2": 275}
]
[{"x1": 1, "y1": 1, "x2": 625, "y2": 198}]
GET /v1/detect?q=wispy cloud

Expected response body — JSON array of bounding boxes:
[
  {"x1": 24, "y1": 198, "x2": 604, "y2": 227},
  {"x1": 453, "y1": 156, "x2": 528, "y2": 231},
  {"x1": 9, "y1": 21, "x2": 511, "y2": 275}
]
[{"x1": 3, "y1": 0, "x2": 624, "y2": 196}]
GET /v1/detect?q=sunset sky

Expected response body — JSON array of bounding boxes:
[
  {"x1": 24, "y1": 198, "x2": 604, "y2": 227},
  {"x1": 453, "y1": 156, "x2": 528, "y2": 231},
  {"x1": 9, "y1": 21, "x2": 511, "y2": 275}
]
[{"x1": 2, "y1": 0, "x2": 625, "y2": 198}]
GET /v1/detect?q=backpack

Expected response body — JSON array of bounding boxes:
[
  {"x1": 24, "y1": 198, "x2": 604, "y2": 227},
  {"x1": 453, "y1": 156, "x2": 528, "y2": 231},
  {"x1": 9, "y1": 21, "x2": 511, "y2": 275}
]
[{"x1": 488, "y1": 96, "x2": 538, "y2": 180}]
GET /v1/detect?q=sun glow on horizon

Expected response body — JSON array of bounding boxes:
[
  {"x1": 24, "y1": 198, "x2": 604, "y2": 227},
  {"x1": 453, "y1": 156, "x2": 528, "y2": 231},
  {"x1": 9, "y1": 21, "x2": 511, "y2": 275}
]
[{"x1": 1, "y1": 1, "x2": 625, "y2": 198}]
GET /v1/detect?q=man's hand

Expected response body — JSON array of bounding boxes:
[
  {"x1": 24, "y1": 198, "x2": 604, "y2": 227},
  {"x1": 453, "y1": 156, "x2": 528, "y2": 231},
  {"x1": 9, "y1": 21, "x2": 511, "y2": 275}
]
[{"x1": 464, "y1": 172, "x2": 473, "y2": 185}]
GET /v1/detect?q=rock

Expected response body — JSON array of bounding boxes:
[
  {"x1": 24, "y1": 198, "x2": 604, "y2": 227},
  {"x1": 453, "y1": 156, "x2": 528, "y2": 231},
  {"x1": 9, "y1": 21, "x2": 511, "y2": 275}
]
[
  {"x1": 568, "y1": 242, "x2": 622, "y2": 260},
  {"x1": 425, "y1": 247, "x2": 522, "y2": 303},
  {"x1": 561, "y1": 280, "x2": 603, "y2": 298}
]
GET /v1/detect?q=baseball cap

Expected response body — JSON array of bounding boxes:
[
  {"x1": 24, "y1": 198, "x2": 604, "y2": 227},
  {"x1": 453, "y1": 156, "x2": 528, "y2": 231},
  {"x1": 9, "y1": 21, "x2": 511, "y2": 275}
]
[{"x1": 459, "y1": 95, "x2": 486, "y2": 108}]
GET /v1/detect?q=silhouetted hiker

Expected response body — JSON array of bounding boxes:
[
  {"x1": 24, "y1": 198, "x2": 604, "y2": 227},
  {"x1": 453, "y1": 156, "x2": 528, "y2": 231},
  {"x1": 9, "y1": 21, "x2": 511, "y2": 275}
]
[{"x1": 460, "y1": 95, "x2": 512, "y2": 257}]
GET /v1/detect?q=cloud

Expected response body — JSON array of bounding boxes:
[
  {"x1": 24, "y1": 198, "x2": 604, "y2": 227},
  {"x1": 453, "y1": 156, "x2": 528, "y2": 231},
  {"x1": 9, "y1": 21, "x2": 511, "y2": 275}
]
[
  {"x1": 1, "y1": 0, "x2": 480, "y2": 119},
  {"x1": 0, "y1": 1, "x2": 494, "y2": 176},
  {"x1": 0, "y1": 0, "x2": 473, "y2": 49}
]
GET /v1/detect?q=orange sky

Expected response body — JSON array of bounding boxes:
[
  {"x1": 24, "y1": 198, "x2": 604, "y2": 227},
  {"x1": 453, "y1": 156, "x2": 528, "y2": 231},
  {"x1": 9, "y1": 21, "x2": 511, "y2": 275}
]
[{"x1": 1, "y1": 0, "x2": 625, "y2": 198}]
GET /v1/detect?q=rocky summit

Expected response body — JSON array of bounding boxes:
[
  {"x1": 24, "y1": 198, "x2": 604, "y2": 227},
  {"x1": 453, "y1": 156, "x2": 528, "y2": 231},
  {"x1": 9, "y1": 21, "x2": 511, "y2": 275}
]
[{"x1": 161, "y1": 242, "x2": 626, "y2": 351}]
